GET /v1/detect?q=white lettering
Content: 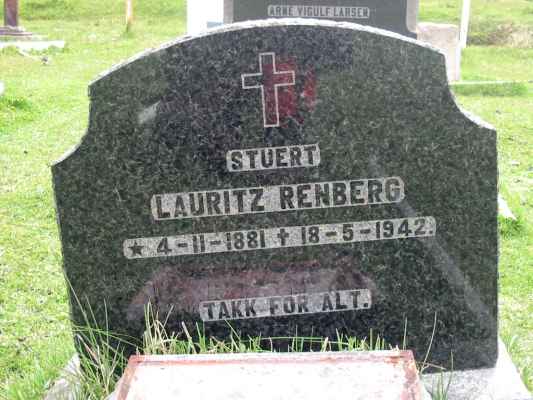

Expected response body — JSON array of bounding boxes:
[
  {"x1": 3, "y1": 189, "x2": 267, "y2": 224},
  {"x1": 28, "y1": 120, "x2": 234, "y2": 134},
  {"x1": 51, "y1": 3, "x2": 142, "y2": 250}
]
[
  {"x1": 151, "y1": 177, "x2": 405, "y2": 220},
  {"x1": 123, "y1": 216, "x2": 436, "y2": 259},
  {"x1": 199, "y1": 289, "x2": 372, "y2": 321},
  {"x1": 266, "y1": 5, "x2": 371, "y2": 19}
]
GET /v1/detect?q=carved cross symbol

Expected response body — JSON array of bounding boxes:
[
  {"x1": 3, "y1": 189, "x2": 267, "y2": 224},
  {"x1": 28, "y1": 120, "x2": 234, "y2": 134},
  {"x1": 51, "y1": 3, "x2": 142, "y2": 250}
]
[{"x1": 242, "y1": 52, "x2": 296, "y2": 128}]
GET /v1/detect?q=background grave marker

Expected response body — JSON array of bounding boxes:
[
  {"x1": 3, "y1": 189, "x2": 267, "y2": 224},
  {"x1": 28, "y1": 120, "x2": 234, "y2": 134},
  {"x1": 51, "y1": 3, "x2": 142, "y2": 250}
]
[
  {"x1": 223, "y1": 0, "x2": 418, "y2": 37},
  {"x1": 53, "y1": 19, "x2": 498, "y2": 371}
]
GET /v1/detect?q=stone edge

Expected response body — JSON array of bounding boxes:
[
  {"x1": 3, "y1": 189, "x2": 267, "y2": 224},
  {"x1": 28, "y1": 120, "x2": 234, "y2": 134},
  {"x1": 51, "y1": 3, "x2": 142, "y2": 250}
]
[
  {"x1": 50, "y1": 18, "x2": 447, "y2": 168},
  {"x1": 89, "y1": 18, "x2": 442, "y2": 90}
]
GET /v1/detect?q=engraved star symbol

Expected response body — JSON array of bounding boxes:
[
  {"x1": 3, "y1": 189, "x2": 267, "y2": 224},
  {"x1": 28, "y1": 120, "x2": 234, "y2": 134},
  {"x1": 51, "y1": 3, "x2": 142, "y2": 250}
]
[{"x1": 129, "y1": 241, "x2": 144, "y2": 256}]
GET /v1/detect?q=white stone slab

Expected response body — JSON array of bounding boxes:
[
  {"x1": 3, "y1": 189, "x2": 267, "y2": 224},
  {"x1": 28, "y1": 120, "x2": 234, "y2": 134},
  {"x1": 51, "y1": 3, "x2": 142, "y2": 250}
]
[
  {"x1": 0, "y1": 40, "x2": 65, "y2": 51},
  {"x1": 187, "y1": 0, "x2": 224, "y2": 35},
  {"x1": 422, "y1": 339, "x2": 531, "y2": 400},
  {"x1": 111, "y1": 351, "x2": 425, "y2": 400},
  {"x1": 417, "y1": 22, "x2": 460, "y2": 82}
]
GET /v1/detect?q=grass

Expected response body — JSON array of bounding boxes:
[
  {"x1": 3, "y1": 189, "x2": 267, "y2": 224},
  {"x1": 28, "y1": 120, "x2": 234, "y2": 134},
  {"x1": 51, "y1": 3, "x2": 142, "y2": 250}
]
[
  {"x1": 0, "y1": 0, "x2": 532, "y2": 399},
  {"x1": 460, "y1": 47, "x2": 533, "y2": 81},
  {"x1": 452, "y1": 81, "x2": 529, "y2": 97}
]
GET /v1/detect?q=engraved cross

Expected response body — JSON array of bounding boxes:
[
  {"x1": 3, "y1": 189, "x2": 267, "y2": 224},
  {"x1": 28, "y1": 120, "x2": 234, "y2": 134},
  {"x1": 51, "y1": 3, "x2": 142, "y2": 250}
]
[{"x1": 242, "y1": 52, "x2": 296, "y2": 128}]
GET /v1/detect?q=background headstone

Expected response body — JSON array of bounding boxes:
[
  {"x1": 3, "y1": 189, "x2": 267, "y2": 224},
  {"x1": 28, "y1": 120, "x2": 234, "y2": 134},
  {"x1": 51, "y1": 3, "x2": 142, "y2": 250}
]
[
  {"x1": 224, "y1": 0, "x2": 418, "y2": 37},
  {"x1": 53, "y1": 19, "x2": 498, "y2": 371},
  {"x1": 1, "y1": 0, "x2": 33, "y2": 37},
  {"x1": 187, "y1": 0, "x2": 467, "y2": 82},
  {"x1": 4, "y1": 0, "x2": 18, "y2": 27}
]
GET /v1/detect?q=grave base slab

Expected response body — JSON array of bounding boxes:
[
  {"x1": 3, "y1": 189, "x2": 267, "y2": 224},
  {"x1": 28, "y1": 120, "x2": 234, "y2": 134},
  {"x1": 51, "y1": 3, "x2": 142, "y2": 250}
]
[{"x1": 109, "y1": 351, "x2": 428, "y2": 400}]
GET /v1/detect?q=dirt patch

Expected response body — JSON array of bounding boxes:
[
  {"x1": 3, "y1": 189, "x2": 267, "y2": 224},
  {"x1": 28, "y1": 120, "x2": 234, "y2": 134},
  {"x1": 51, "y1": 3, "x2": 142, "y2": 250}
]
[{"x1": 469, "y1": 23, "x2": 533, "y2": 47}]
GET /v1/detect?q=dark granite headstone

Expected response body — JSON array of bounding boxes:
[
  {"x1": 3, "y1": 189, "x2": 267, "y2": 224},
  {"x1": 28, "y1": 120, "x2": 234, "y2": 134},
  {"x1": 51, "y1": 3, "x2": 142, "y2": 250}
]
[
  {"x1": 223, "y1": 0, "x2": 418, "y2": 37},
  {"x1": 53, "y1": 20, "x2": 498, "y2": 371}
]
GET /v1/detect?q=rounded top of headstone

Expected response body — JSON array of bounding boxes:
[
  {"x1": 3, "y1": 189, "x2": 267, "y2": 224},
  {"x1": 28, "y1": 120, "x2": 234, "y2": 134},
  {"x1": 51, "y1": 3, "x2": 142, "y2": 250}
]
[
  {"x1": 56, "y1": 18, "x2": 495, "y2": 170},
  {"x1": 91, "y1": 18, "x2": 444, "y2": 89},
  {"x1": 52, "y1": 16, "x2": 498, "y2": 373}
]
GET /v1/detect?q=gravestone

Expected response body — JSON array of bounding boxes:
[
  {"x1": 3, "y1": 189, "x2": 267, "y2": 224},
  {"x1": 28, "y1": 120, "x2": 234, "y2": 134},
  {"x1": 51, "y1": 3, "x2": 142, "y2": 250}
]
[
  {"x1": 53, "y1": 19, "x2": 498, "y2": 371},
  {"x1": 223, "y1": 0, "x2": 418, "y2": 37}
]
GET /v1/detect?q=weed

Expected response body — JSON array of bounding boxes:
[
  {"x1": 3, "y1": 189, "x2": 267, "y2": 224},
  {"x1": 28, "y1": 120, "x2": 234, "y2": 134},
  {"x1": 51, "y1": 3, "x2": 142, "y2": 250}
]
[{"x1": 428, "y1": 366, "x2": 453, "y2": 400}]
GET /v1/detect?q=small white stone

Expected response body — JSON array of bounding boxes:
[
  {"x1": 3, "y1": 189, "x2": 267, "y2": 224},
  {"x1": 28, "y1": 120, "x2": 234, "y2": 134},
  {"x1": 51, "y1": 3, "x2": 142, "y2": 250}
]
[
  {"x1": 498, "y1": 195, "x2": 516, "y2": 220},
  {"x1": 112, "y1": 351, "x2": 427, "y2": 400},
  {"x1": 0, "y1": 81, "x2": 4, "y2": 96}
]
